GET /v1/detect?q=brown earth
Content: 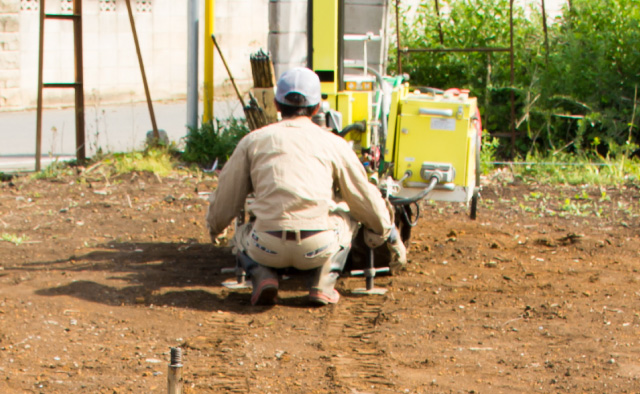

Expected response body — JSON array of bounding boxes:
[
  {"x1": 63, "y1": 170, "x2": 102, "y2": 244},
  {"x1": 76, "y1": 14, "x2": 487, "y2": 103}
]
[{"x1": 0, "y1": 169, "x2": 639, "y2": 393}]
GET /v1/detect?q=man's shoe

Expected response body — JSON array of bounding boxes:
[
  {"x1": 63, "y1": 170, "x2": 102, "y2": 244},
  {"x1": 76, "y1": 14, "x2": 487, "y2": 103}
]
[
  {"x1": 251, "y1": 278, "x2": 278, "y2": 306},
  {"x1": 309, "y1": 288, "x2": 340, "y2": 306}
]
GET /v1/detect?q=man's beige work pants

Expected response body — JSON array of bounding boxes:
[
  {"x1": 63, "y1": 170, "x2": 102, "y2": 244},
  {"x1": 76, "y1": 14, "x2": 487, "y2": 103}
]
[{"x1": 234, "y1": 208, "x2": 358, "y2": 275}]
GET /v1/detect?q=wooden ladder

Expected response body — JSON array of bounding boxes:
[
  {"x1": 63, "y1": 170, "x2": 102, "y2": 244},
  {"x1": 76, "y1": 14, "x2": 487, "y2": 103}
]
[{"x1": 35, "y1": 0, "x2": 85, "y2": 171}]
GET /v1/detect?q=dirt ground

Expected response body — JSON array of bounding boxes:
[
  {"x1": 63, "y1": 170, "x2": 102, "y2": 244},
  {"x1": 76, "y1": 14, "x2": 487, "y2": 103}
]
[{"x1": 0, "y1": 169, "x2": 639, "y2": 393}]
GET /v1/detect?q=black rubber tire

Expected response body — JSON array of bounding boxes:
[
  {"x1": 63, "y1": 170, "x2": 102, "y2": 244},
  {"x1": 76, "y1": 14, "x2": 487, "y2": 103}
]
[
  {"x1": 470, "y1": 132, "x2": 481, "y2": 220},
  {"x1": 470, "y1": 191, "x2": 478, "y2": 220}
]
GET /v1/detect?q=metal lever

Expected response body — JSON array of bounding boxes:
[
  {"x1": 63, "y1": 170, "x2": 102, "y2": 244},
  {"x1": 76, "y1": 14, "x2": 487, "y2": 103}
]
[{"x1": 352, "y1": 248, "x2": 388, "y2": 295}]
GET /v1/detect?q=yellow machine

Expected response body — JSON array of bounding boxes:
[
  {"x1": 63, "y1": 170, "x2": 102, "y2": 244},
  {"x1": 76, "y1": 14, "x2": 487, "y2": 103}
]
[
  {"x1": 388, "y1": 86, "x2": 481, "y2": 217},
  {"x1": 219, "y1": 0, "x2": 482, "y2": 293},
  {"x1": 219, "y1": 0, "x2": 484, "y2": 296},
  {"x1": 310, "y1": 0, "x2": 482, "y2": 221},
  {"x1": 299, "y1": 0, "x2": 482, "y2": 292}
]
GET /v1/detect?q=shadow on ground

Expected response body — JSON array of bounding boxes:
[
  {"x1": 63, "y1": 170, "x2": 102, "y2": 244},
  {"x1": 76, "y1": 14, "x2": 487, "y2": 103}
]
[
  {"x1": 15, "y1": 241, "x2": 331, "y2": 312},
  {"x1": 18, "y1": 241, "x2": 259, "y2": 313}
]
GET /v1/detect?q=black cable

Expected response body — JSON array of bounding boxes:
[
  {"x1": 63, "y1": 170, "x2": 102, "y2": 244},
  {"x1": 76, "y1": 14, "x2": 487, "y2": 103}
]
[
  {"x1": 403, "y1": 202, "x2": 420, "y2": 227},
  {"x1": 389, "y1": 176, "x2": 438, "y2": 206},
  {"x1": 338, "y1": 121, "x2": 366, "y2": 137}
]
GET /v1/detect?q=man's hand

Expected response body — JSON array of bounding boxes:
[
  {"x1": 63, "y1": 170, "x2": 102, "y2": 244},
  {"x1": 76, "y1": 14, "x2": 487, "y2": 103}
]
[
  {"x1": 364, "y1": 226, "x2": 407, "y2": 272},
  {"x1": 210, "y1": 227, "x2": 228, "y2": 245},
  {"x1": 386, "y1": 226, "x2": 407, "y2": 272}
]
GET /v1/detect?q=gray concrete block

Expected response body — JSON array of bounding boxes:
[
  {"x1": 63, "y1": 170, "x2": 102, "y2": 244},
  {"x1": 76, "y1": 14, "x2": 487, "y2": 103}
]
[
  {"x1": 269, "y1": 0, "x2": 307, "y2": 33},
  {"x1": 0, "y1": 50, "x2": 18, "y2": 69},
  {"x1": 0, "y1": 15, "x2": 19, "y2": 33},
  {"x1": 344, "y1": 3, "x2": 387, "y2": 34},
  {"x1": 0, "y1": 69, "x2": 19, "y2": 87},
  {"x1": 0, "y1": 86, "x2": 19, "y2": 103},
  {"x1": 0, "y1": 0, "x2": 20, "y2": 13},
  {"x1": 0, "y1": 32, "x2": 19, "y2": 51},
  {"x1": 268, "y1": 32, "x2": 307, "y2": 65},
  {"x1": 4, "y1": 75, "x2": 18, "y2": 88}
]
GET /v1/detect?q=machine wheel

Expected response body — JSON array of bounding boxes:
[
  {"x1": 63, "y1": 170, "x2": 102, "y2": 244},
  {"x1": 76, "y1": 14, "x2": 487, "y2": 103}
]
[
  {"x1": 470, "y1": 131, "x2": 481, "y2": 220},
  {"x1": 470, "y1": 190, "x2": 479, "y2": 220}
]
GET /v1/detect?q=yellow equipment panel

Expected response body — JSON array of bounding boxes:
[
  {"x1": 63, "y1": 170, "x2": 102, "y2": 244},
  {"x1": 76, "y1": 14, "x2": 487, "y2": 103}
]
[
  {"x1": 312, "y1": 0, "x2": 338, "y2": 94},
  {"x1": 392, "y1": 92, "x2": 479, "y2": 202}
]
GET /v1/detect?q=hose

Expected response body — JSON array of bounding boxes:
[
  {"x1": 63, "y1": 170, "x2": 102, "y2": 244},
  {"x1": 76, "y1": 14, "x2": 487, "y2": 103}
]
[
  {"x1": 388, "y1": 176, "x2": 438, "y2": 206},
  {"x1": 339, "y1": 121, "x2": 366, "y2": 137},
  {"x1": 398, "y1": 201, "x2": 420, "y2": 227}
]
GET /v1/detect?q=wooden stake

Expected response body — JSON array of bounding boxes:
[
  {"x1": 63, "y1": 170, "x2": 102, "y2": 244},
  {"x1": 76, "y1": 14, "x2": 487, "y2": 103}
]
[{"x1": 125, "y1": 0, "x2": 159, "y2": 140}]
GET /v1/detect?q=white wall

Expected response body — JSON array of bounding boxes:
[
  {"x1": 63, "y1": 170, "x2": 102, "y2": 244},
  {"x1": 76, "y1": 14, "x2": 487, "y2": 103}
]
[
  {"x1": 1, "y1": 0, "x2": 268, "y2": 111},
  {"x1": 1, "y1": 0, "x2": 21, "y2": 108}
]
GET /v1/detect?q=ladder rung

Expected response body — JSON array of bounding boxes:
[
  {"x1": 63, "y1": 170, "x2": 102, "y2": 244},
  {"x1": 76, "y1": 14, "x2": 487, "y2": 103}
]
[
  {"x1": 45, "y1": 13, "x2": 80, "y2": 20},
  {"x1": 43, "y1": 82, "x2": 82, "y2": 88}
]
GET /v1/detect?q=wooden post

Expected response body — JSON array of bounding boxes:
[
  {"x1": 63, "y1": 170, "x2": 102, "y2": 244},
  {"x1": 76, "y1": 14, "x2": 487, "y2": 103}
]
[
  {"x1": 35, "y1": 0, "x2": 46, "y2": 172},
  {"x1": 36, "y1": 0, "x2": 86, "y2": 169},
  {"x1": 211, "y1": 35, "x2": 246, "y2": 107},
  {"x1": 125, "y1": 0, "x2": 159, "y2": 140},
  {"x1": 73, "y1": 0, "x2": 85, "y2": 162}
]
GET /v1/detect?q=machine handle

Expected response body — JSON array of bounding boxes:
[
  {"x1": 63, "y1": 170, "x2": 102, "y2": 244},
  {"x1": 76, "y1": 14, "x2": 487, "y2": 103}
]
[
  {"x1": 344, "y1": 32, "x2": 382, "y2": 42},
  {"x1": 419, "y1": 108, "x2": 453, "y2": 117}
]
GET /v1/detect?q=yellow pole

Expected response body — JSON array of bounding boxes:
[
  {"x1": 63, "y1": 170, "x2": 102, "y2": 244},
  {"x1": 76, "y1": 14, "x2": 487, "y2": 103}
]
[
  {"x1": 203, "y1": 0, "x2": 215, "y2": 123},
  {"x1": 312, "y1": 0, "x2": 339, "y2": 95}
]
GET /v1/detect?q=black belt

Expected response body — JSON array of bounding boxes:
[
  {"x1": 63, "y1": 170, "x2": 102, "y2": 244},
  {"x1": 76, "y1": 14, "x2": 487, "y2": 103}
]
[{"x1": 265, "y1": 230, "x2": 323, "y2": 241}]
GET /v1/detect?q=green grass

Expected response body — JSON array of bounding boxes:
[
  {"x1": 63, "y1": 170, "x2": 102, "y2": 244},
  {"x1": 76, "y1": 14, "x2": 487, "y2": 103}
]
[
  {"x1": 493, "y1": 152, "x2": 640, "y2": 186},
  {"x1": 29, "y1": 147, "x2": 181, "y2": 181},
  {"x1": 31, "y1": 160, "x2": 75, "y2": 180},
  {"x1": 1, "y1": 233, "x2": 29, "y2": 246},
  {"x1": 107, "y1": 148, "x2": 177, "y2": 177}
]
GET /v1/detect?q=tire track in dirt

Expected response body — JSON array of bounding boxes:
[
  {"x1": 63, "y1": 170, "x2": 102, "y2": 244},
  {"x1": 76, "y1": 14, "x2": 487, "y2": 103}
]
[
  {"x1": 183, "y1": 312, "x2": 252, "y2": 393},
  {"x1": 325, "y1": 295, "x2": 395, "y2": 391}
]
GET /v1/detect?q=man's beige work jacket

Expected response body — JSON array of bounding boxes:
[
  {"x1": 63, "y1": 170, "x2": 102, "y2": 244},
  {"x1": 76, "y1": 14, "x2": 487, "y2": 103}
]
[{"x1": 206, "y1": 116, "x2": 392, "y2": 241}]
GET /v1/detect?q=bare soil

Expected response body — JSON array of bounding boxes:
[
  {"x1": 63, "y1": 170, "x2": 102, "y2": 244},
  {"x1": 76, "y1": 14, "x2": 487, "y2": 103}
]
[{"x1": 1, "y1": 170, "x2": 639, "y2": 393}]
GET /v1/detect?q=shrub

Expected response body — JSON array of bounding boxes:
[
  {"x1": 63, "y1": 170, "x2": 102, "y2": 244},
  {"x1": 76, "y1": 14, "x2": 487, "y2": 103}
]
[
  {"x1": 181, "y1": 118, "x2": 250, "y2": 168},
  {"x1": 392, "y1": 0, "x2": 640, "y2": 160}
]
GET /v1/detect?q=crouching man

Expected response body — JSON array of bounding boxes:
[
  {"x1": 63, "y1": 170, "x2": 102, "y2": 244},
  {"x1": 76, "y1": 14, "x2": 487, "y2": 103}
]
[{"x1": 206, "y1": 67, "x2": 405, "y2": 306}]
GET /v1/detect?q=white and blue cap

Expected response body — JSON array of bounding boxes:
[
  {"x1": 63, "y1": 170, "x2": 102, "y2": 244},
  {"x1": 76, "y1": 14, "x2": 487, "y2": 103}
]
[{"x1": 275, "y1": 67, "x2": 321, "y2": 107}]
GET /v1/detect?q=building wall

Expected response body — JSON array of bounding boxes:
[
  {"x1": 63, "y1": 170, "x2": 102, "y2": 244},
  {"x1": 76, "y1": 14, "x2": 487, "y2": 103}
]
[
  {"x1": 0, "y1": 0, "x2": 21, "y2": 109},
  {"x1": 1, "y1": 0, "x2": 268, "y2": 111}
]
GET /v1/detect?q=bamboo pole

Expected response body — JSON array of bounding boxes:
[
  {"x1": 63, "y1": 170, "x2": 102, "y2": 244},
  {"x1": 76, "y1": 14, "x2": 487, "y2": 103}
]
[
  {"x1": 250, "y1": 49, "x2": 276, "y2": 88},
  {"x1": 125, "y1": 0, "x2": 159, "y2": 140},
  {"x1": 211, "y1": 35, "x2": 267, "y2": 131},
  {"x1": 211, "y1": 34, "x2": 246, "y2": 107}
]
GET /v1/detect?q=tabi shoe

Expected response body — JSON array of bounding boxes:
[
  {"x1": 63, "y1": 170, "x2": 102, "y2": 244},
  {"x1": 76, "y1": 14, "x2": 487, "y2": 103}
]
[
  {"x1": 309, "y1": 288, "x2": 340, "y2": 306},
  {"x1": 249, "y1": 265, "x2": 279, "y2": 306},
  {"x1": 251, "y1": 278, "x2": 278, "y2": 306}
]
